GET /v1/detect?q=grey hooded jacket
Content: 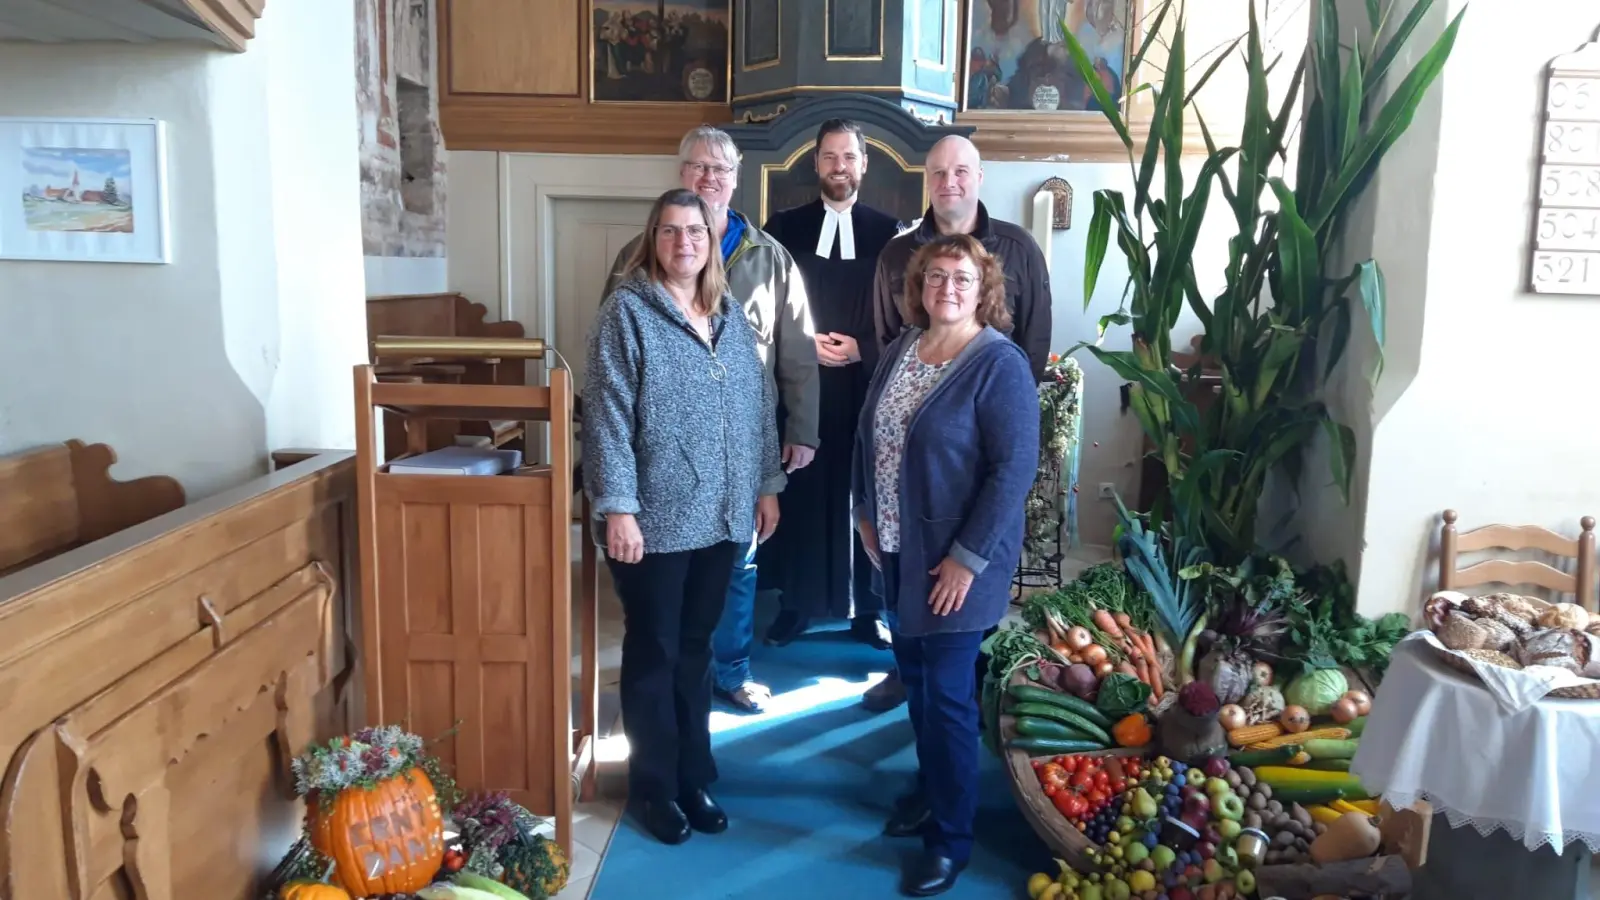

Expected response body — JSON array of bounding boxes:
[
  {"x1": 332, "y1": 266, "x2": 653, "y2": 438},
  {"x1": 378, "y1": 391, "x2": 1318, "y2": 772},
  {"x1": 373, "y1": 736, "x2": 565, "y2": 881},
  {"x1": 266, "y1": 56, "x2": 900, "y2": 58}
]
[{"x1": 582, "y1": 277, "x2": 786, "y2": 554}]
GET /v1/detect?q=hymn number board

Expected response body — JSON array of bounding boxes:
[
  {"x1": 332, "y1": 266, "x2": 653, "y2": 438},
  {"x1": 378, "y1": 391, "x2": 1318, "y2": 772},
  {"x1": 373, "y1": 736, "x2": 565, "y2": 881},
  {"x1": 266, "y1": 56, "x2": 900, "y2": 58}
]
[{"x1": 1532, "y1": 40, "x2": 1600, "y2": 296}]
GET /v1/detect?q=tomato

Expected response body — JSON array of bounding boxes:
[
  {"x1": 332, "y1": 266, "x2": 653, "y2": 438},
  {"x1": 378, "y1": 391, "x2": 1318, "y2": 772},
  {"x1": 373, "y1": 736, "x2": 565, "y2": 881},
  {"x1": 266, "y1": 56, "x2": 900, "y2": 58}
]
[
  {"x1": 1043, "y1": 782, "x2": 1058, "y2": 797},
  {"x1": 1086, "y1": 788, "x2": 1107, "y2": 807},
  {"x1": 1039, "y1": 763, "x2": 1071, "y2": 791},
  {"x1": 1070, "y1": 769, "x2": 1093, "y2": 789},
  {"x1": 1054, "y1": 792, "x2": 1088, "y2": 819}
]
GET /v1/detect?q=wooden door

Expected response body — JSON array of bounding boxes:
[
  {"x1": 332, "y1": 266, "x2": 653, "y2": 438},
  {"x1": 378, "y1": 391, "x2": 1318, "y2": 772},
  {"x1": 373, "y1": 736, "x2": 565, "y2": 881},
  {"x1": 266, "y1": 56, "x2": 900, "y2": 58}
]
[{"x1": 551, "y1": 197, "x2": 654, "y2": 395}]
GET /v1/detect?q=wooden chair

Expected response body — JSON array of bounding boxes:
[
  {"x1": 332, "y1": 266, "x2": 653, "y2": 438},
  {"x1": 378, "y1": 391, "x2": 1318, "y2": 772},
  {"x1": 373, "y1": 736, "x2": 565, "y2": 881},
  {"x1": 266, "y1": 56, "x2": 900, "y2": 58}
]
[{"x1": 1437, "y1": 509, "x2": 1597, "y2": 608}]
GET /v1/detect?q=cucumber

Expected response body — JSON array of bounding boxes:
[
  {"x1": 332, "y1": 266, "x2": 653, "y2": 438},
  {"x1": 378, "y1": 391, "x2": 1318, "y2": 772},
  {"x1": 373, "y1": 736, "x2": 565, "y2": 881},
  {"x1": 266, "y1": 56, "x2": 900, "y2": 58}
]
[
  {"x1": 1007, "y1": 683, "x2": 1114, "y2": 729},
  {"x1": 1301, "y1": 758, "x2": 1353, "y2": 772},
  {"x1": 1303, "y1": 738, "x2": 1360, "y2": 760},
  {"x1": 1268, "y1": 785, "x2": 1351, "y2": 805},
  {"x1": 1228, "y1": 745, "x2": 1301, "y2": 768},
  {"x1": 1008, "y1": 736, "x2": 1107, "y2": 756},
  {"x1": 1347, "y1": 716, "x2": 1367, "y2": 737},
  {"x1": 1008, "y1": 702, "x2": 1114, "y2": 745},
  {"x1": 1014, "y1": 715, "x2": 1101, "y2": 742}
]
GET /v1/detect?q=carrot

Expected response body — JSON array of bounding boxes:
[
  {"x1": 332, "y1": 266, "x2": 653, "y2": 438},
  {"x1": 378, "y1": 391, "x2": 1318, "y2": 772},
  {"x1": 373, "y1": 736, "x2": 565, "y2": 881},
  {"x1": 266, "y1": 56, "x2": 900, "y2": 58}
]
[
  {"x1": 1138, "y1": 631, "x2": 1164, "y2": 700},
  {"x1": 1117, "y1": 660, "x2": 1139, "y2": 678},
  {"x1": 1114, "y1": 612, "x2": 1133, "y2": 631},
  {"x1": 1092, "y1": 608, "x2": 1124, "y2": 639}
]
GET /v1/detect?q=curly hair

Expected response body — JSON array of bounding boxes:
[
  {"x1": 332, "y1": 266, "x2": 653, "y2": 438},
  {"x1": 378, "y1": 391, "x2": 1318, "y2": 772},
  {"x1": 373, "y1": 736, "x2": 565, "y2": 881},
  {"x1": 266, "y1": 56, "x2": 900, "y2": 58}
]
[{"x1": 900, "y1": 233, "x2": 1011, "y2": 332}]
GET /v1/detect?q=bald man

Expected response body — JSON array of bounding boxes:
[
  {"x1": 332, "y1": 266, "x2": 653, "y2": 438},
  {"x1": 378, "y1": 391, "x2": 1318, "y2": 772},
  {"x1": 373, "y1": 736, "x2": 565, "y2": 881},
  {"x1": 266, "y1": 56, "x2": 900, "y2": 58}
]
[{"x1": 861, "y1": 135, "x2": 1053, "y2": 719}]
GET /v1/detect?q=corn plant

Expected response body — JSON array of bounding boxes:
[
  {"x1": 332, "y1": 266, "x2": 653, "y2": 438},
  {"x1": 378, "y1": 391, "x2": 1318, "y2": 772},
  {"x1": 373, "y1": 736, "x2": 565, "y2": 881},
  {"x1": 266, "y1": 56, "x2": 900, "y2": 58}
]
[{"x1": 1065, "y1": 0, "x2": 1465, "y2": 562}]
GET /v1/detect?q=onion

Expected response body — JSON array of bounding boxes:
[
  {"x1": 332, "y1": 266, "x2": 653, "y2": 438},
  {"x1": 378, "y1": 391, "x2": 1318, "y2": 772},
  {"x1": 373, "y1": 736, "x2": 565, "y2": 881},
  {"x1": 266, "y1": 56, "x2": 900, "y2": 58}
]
[
  {"x1": 1081, "y1": 644, "x2": 1109, "y2": 666},
  {"x1": 1093, "y1": 660, "x2": 1115, "y2": 678},
  {"x1": 1218, "y1": 704, "x2": 1248, "y2": 731},
  {"x1": 1065, "y1": 626, "x2": 1094, "y2": 651},
  {"x1": 1344, "y1": 690, "x2": 1373, "y2": 716},
  {"x1": 1329, "y1": 696, "x2": 1360, "y2": 724}
]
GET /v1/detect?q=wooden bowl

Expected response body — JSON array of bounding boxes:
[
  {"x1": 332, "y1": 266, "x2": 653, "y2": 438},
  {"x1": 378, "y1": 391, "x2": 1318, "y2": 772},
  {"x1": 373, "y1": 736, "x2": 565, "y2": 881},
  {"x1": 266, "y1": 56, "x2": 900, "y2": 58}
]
[{"x1": 999, "y1": 669, "x2": 1150, "y2": 871}]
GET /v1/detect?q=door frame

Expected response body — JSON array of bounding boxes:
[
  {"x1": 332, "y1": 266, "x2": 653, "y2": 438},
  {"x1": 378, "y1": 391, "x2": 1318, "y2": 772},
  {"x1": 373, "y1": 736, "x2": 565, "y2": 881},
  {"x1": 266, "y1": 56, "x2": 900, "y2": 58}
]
[{"x1": 500, "y1": 152, "x2": 680, "y2": 462}]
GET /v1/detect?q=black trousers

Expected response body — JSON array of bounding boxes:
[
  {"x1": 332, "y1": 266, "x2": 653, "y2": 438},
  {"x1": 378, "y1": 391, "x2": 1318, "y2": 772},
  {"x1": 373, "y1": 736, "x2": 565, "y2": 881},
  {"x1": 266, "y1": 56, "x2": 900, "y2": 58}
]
[{"x1": 608, "y1": 540, "x2": 742, "y2": 803}]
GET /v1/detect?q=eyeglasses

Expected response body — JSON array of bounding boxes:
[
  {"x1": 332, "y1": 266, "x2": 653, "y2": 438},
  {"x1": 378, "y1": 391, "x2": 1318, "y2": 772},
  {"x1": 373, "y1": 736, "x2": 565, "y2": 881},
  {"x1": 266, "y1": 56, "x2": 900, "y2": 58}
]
[
  {"x1": 657, "y1": 224, "x2": 709, "y2": 242},
  {"x1": 925, "y1": 270, "x2": 977, "y2": 289},
  {"x1": 683, "y1": 161, "x2": 736, "y2": 181}
]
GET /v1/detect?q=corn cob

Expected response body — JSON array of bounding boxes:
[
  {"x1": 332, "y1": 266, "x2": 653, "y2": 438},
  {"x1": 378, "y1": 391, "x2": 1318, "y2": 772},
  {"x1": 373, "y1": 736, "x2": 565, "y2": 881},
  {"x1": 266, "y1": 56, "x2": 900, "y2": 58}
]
[
  {"x1": 1247, "y1": 726, "x2": 1352, "y2": 750},
  {"x1": 1227, "y1": 723, "x2": 1285, "y2": 747}
]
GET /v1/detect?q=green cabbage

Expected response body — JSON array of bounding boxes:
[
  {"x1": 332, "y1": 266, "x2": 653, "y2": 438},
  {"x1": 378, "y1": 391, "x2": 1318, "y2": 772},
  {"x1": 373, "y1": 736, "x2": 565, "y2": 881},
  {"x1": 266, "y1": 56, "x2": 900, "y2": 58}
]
[{"x1": 1284, "y1": 668, "x2": 1348, "y2": 716}]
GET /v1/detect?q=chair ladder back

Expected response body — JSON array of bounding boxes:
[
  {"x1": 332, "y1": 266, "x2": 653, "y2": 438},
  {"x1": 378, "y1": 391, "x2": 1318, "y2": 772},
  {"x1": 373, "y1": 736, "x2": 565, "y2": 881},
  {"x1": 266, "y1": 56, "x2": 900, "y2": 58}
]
[{"x1": 1438, "y1": 510, "x2": 1598, "y2": 609}]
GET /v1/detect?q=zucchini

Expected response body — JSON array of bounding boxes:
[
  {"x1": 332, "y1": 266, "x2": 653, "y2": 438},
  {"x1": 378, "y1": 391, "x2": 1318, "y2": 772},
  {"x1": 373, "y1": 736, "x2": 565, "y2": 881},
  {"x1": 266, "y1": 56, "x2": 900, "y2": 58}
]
[
  {"x1": 1268, "y1": 785, "x2": 1351, "y2": 805},
  {"x1": 1253, "y1": 766, "x2": 1363, "y2": 789},
  {"x1": 1014, "y1": 715, "x2": 1094, "y2": 742},
  {"x1": 1228, "y1": 746, "x2": 1301, "y2": 768},
  {"x1": 1008, "y1": 736, "x2": 1107, "y2": 756},
  {"x1": 1347, "y1": 716, "x2": 1367, "y2": 737},
  {"x1": 1006, "y1": 683, "x2": 1114, "y2": 729},
  {"x1": 1303, "y1": 738, "x2": 1360, "y2": 760},
  {"x1": 1008, "y1": 702, "x2": 1113, "y2": 745},
  {"x1": 1301, "y1": 758, "x2": 1352, "y2": 772}
]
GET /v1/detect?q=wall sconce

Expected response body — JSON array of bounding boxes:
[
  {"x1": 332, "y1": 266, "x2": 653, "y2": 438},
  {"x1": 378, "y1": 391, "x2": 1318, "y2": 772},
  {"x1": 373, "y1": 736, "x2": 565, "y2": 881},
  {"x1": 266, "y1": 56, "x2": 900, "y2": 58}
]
[{"x1": 1029, "y1": 176, "x2": 1073, "y2": 270}]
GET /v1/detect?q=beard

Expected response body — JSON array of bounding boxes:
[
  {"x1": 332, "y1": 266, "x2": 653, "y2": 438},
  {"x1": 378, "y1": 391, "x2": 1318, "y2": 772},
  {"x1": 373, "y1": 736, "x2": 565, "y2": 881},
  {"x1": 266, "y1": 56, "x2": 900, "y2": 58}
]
[{"x1": 820, "y1": 172, "x2": 859, "y2": 203}]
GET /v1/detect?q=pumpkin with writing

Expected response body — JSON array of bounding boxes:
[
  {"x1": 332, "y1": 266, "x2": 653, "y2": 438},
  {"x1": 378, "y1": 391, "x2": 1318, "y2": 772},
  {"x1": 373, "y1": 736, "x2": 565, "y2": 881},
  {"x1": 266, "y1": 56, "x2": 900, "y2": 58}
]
[{"x1": 292, "y1": 727, "x2": 448, "y2": 898}]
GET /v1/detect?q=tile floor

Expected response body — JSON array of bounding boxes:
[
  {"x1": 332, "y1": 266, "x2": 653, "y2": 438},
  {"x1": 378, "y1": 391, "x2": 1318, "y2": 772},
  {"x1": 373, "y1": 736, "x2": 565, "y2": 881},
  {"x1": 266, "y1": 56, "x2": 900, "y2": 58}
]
[{"x1": 546, "y1": 534, "x2": 1115, "y2": 898}]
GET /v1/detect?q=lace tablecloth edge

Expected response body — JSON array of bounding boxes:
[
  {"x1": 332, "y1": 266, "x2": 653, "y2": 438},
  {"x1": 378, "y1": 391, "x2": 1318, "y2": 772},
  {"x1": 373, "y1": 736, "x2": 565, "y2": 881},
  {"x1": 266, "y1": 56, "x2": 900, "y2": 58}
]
[{"x1": 1379, "y1": 789, "x2": 1600, "y2": 856}]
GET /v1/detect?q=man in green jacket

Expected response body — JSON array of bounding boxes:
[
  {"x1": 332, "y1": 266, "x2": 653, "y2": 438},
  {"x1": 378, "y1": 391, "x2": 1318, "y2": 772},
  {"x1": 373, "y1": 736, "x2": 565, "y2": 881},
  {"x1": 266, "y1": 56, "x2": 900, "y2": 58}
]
[{"x1": 602, "y1": 126, "x2": 820, "y2": 714}]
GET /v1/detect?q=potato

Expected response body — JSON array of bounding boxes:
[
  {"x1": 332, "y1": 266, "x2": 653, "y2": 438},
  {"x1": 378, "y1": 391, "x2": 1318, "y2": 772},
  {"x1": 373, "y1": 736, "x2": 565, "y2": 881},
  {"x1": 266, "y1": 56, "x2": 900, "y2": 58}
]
[
  {"x1": 1243, "y1": 812, "x2": 1263, "y2": 830},
  {"x1": 1256, "y1": 782, "x2": 1273, "y2": 800},
  {"x1": 1273, "y1": 832, "x2": 1295, "y2": 849},
  {"x1": 1313, "y1": 822, "x2": 1327, "y2": 836},
  {"x1": 1248, "y1": 794, "x2": 1267, "y2": 811},
  {"x1": 1238, "y1": 767, "x2": 1257, "y2": 787},
  {"x1": 1266, "y1": 799, "x2": 1284, "y2": 818},
  {"x1": 1225, "y1": 771, "x2": 1242, "y2": 789}
]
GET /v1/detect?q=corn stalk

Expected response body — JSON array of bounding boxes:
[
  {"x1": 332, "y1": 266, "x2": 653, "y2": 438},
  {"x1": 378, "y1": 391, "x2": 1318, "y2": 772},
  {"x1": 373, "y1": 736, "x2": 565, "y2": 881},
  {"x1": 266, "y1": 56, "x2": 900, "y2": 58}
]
[{"x1": 1065, "y1": 0, "x2": 1465, "y2": 562}]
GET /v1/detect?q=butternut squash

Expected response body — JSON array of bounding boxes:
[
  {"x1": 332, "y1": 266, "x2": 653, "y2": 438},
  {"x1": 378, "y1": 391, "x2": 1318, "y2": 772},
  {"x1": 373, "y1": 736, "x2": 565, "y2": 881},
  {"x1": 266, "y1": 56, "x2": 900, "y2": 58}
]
[{"x1": 1310, "y1": 811, "x2": 1382, "y2": 864}]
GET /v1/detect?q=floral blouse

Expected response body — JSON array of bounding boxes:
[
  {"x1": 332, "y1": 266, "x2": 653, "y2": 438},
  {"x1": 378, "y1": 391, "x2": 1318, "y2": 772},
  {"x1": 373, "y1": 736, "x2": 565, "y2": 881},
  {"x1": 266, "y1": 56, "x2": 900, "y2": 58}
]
[{"x1": 873, "y1": 337, "x2": 954, "y2": 553}]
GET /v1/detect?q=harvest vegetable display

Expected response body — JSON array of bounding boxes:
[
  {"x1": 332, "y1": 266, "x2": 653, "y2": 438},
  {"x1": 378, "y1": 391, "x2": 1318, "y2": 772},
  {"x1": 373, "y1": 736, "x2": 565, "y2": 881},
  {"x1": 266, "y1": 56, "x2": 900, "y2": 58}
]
[
  {"x1": 264, "y1": 727, "x2": 569, "y2": 900},
  {"x1": 986, "y1": 507, "x2": 1410, "y2": 897}
]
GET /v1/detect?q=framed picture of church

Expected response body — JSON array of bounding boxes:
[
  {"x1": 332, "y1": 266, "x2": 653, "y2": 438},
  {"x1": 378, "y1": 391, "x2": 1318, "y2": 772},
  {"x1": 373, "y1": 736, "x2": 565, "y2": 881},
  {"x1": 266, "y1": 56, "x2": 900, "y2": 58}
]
[
  {"x1": 590, "y1": 0, "x2": 732, "y2": 104},
  {"x1": 964, "y1": 0, "x2": 1136, "y2": 113},
  {"x1": 0, "y1": 116, "x2": 171, "y2": 265}
]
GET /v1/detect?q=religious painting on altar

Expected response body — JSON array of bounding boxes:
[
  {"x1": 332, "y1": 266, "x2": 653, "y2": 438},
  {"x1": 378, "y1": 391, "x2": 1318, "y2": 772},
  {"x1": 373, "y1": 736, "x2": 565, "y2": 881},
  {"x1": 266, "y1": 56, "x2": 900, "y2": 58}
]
[
  {"x1": 760, "y1": 140, "x2": 927, "y2": 226},
  {"x1": 590, "y1": 0, "x2": 731, "y2": 104},
  {"x1": 964, "y1": 0, "x2": 1134, "y2": 113},
  {"x1": 0, "y1": 117, "x2": 170, "y2": 264}
]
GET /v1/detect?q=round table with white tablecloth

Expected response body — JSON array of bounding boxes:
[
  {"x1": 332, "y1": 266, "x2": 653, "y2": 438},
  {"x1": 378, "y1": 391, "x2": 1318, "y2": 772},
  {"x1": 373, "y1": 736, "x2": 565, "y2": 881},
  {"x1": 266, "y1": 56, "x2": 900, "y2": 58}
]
[{"x1": 1352, "y1": 634, "x2": 1598, "y2": 899}]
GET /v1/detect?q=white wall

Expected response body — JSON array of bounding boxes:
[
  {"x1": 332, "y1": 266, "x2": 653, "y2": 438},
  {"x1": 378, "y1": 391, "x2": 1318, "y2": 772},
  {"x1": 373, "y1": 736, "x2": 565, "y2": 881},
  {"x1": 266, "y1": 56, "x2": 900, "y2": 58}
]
[
  {"x1": 1296, "y1": 2, "x2": 1600, "y2": 616},
  {"x1": 0, "y1": 0, "x2": 367, "y2": 497}
]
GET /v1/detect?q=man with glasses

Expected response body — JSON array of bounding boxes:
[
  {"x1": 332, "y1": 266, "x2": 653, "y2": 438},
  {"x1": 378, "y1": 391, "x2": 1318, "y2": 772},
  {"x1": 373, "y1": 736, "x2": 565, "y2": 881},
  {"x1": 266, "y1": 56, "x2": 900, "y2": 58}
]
[
  {"x1": 861, "y1": 134, "x2": 1052, "y2": 726},
  {"x1": 603, "y1": 126, "x2": 820, "y2": 715}
]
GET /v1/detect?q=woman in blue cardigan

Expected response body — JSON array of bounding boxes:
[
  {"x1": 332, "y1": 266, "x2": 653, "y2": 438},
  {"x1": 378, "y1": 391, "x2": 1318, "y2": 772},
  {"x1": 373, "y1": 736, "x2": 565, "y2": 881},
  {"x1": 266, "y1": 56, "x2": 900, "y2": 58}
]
[{"x1": 852, "y1": 233, "x2": 1040, "y2": 897}]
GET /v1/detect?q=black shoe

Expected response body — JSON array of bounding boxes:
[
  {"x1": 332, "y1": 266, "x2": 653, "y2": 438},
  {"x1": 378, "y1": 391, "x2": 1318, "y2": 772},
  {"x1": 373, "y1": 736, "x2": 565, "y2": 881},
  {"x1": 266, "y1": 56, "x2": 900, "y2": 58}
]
[
  {"x1": 677, "y1": 788, "x2": 728, "y2": 834},
  {"x1": 638, "y1": 800, "x2": 691, "y2": 845},
  {"x1": 851, "y1": 615, "x2": 892, "y2": 649},
  {"x1": 884, "y1": 794, "x2": 931, "y2": 837},
  {"x1": 863, "y1": 669, "x2": 907, "y2": 711},
  {"x1": 900, "y1": 851, "x2": 965, "y2": 897},
  {"x1": 764, "y1": 611, "x2": 810, "y2": 646}
]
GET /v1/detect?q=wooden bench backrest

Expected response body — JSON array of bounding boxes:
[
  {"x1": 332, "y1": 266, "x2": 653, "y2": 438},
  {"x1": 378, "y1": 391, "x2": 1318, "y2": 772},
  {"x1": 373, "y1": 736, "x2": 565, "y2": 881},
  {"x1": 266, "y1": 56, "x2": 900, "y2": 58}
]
[
  {"x1": 1438, "y1": 508, "x2": 1598, "y2": 607},
  {"x1": 0, "y1": 440, "x2": 186, "y2": 573}
]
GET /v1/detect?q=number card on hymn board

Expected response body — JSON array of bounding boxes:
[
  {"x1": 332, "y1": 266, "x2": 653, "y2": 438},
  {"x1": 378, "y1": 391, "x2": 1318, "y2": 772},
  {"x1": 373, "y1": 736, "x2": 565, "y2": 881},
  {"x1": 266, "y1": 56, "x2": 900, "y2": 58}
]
[{"x1": 1532, "y1": 38, "x2": 1600, "y2": 296}]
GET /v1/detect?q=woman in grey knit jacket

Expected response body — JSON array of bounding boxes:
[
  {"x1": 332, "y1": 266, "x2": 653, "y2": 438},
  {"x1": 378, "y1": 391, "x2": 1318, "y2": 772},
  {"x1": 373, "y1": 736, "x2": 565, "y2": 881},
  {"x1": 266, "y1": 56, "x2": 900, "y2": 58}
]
[{"x1": 582, "y1": 188, "x2": 786, "y2": 846}]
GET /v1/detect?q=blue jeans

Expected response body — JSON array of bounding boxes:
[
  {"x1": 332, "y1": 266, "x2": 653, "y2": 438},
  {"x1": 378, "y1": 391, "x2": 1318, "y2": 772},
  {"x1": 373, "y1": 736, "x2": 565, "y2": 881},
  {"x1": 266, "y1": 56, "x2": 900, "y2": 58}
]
[{"x1": 711, "y1": 532, "x2": 758, "y2": 692}]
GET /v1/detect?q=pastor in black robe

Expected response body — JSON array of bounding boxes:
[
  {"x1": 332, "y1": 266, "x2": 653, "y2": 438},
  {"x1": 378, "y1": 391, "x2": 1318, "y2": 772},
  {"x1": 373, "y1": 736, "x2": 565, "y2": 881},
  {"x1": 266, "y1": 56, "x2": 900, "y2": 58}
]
[{"x1": 756, "y1": 198, "x2": 905, "y2": 628}]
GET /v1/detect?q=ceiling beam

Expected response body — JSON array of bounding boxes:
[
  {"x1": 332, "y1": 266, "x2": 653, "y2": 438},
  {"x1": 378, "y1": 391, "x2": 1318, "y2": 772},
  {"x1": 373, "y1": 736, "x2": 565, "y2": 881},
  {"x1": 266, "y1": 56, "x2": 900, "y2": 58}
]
[{"x1": 174, "y1": 0, "x2": 264, "y2": 51}]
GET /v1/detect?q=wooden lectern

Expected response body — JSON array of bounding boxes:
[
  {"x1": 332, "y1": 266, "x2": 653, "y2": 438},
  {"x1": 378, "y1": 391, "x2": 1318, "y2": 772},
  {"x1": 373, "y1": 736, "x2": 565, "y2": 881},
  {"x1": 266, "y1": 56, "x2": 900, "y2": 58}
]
[{"x1": 352, "y1": 336, "x2": 598, "y2": 857}]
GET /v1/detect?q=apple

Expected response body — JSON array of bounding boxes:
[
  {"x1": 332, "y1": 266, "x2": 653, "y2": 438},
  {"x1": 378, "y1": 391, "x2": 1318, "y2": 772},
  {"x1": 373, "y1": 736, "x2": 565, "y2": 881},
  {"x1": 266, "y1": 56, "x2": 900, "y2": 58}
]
[
  {"x1": 1203, "y1": 757, "x2": 1229, "y2": 778},
  {"x1": 1195, "y1": 840, "x2": 1216, "y2": 860},
  {"x1": 1181, "y1": 784, "x2": 1200, "y2": 801},
  {"x1": 1217, "y1": 844, "x2": 1239, "y2": 870},
  {"x1": 1213, "y1": 792, "x2": 1246, "y2": 822},
  {"x1": 1205, "y1": 777, "x2": 1234, "y2": 799},
  {"x1": 1203, "y1": 825, "x2": 1223, "y2": 847},
  {"x1": 1170, "y1": 888, "x2": 1194, "y2": 900},
  {"x1": 1235, "y1": 869, "x2": 1256, "y2": 895},
  {"x1": 1184, "y1": 793, "x2": 1212, "y2": 816},
  {"x1": 1216, "y1": 818, "x2": 1242, "y2": 841},
  {"x1": 1203, "y1": 858, "x2": 1226, "y2": 884},
  {"x1": 1182, "y1": 810, "x2": 1209, "y2": 832}
]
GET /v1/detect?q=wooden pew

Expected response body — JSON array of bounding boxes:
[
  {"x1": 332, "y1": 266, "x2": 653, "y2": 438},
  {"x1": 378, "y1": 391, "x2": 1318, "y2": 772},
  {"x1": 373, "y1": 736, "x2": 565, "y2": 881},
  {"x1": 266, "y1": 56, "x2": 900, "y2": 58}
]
[
  {"x1": 0, "y1": 452, "x2": 359, "y2": 900},
  {"x1": 0, "y1": 439, "x2": 186, "y2": 576}
]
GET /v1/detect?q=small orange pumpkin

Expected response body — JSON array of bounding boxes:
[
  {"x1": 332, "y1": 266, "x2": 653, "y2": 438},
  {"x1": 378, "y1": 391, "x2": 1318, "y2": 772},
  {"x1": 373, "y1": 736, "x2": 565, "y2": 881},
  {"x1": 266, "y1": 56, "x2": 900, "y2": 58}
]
[
  {"x1": 1112, "y1": 713, "x2": 1153, "y2": 747},
  {"x1": 281, "y1": 882, "x2": 352, "y2": 900},
  {"x1": 306, "y1": 767, "x2": 445, "y2": 898}
]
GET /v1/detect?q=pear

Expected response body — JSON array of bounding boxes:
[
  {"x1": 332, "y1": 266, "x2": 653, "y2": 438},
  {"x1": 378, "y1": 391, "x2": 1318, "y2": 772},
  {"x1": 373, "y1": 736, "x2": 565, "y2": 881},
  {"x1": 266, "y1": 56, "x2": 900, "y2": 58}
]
[{"x1": 1132, "y1": 787, "x2": 1159, "y2": 820}]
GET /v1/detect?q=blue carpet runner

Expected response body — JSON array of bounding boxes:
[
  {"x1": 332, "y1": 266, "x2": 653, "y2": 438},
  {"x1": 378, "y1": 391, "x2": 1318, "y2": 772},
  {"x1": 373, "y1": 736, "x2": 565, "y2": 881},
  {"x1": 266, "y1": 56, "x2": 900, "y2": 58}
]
[{"x1": 588, "y1": 623, "x2": 1050, "y2": 899}]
